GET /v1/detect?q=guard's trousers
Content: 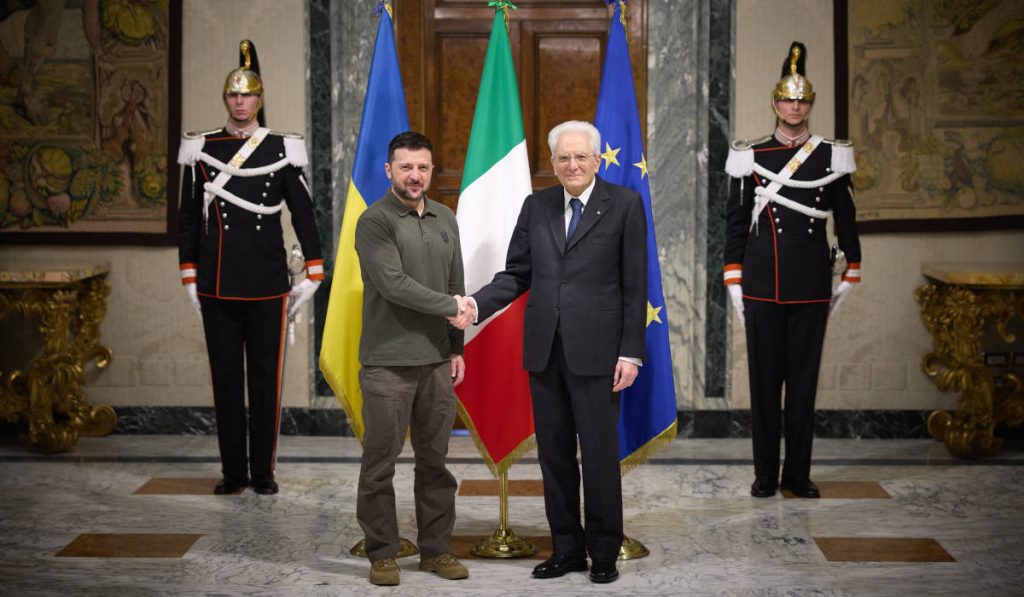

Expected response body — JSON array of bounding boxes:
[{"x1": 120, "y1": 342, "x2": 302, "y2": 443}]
[
  {"x1": 743, "y1": 299, "x2": 829, "y2": 483},
  {"x1": 200, "y1": 295, "x2": 287, "y2": 484}
]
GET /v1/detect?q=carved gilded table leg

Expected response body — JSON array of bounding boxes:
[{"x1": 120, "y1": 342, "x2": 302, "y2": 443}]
[
  {"x1": 917, "y1": 283, "x2": 1024, "y2": 459},
  {"x1": 0, "y1": 275, "x2": 115, "y2": 453}
]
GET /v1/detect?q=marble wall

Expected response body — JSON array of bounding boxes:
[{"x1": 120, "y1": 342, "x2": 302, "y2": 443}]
[{"x1": 4, "y1": 0, "x2": 1020, "y2": 437}]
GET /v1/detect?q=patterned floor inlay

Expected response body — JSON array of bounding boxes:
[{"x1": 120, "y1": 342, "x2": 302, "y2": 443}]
[
  {"x1": 56, "y1": 533, "x2": 202, "y2": 558},
  {"x1": 459, "y1": 479, "x2": 545, "y2": 496},
  {"x1": 133, "y1": 477, "x2": 235, "y2": 495},
  {"x1": 813, "y1": 537, "x2": 955, "y2": 562},
  {"x1": 782, "y1": 481, "x2": 891, "y2": 499}
]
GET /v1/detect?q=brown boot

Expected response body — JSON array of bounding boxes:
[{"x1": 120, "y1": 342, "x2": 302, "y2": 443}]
[
  {"x1": 418, "y1": 553, "x2": 469, "y2": 580},
  {"x1": 369, "y1": 558, "x2": 400, "y2": 586}
]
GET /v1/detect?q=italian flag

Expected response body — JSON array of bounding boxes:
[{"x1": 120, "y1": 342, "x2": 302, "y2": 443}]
[{"x1": 455, "y1": 9, "x2": 535, "y2": 476}]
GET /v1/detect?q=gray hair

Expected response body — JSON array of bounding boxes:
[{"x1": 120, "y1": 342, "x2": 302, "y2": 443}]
[{"x1": 547, "y1": 120, "x2": 601, "y2": 156}]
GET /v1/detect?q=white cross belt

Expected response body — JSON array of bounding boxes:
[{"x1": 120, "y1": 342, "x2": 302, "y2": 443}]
[{"x1": 204, "y1": 182, "x2": 283, "y2": 215}]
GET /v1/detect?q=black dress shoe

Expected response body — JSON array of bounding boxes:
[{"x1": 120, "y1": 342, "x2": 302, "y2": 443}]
[
  {"x1": 251, "y1": 479, "x2": 279, "y2": 495},
  {"x1": 781, "y1": 478, "x2": 820, "y2": 498},
  {"x1": 589, "y1": 559, "x2": 618, "y2": 584},
  {"x1": 750, "y1": 478, "x2": 778, "y2": 498},
  {"x1": 532, "y1": 554, "x2": 588, "y2": 578},
  {"x1": 213, "y1": 478, "x2": 248, "y2": 495}
]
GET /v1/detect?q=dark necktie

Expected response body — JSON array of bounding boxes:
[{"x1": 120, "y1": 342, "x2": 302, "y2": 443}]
[{"x1": 567, "y1": 197, "x2": 582, "y2": 241}]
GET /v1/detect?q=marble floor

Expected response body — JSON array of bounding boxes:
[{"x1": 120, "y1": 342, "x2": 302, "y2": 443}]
[{"x1": 1, "y1": 435, "x2": 1022, "y2": 596}]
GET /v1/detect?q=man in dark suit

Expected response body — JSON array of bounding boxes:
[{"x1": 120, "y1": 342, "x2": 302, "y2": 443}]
[{"x1": 454, "y1": 120, "x2": 647, "y2": 584}]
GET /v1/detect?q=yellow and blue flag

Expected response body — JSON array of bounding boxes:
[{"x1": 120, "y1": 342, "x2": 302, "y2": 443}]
[
  {"x1": 319, "y1": 1, "x2": 409, "y2": 441},
  {"x1": 594, "y1": 0, "x2": 678, "y2": 472}
]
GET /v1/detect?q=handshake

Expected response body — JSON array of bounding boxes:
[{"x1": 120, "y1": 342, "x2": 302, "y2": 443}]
[{"x1": 447, "y1": 295, "x2": 476, "y2": 330}]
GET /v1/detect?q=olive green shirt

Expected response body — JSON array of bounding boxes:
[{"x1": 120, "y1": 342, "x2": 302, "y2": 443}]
[{"x1": 355, "y1": 190, "x2": 465, "y2": 366}]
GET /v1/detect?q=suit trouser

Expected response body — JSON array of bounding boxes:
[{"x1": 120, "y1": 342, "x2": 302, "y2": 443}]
[
  {"x1": 743, "y1": 299, "x2": 829, "y2": 482},
  {"x1": 200, "y1": 295, "x2": 287, "y2": 484},
  {"x1": 357, "y1": 362, "x2": 458, "y2": 561},
  {"x1": 529, "y1": 332, "x2": 623, "y2": 561}
]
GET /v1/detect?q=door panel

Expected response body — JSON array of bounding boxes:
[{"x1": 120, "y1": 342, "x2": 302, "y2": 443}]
[{"x1": 395, "y1": 1, "x2": 647, "y2": 211}]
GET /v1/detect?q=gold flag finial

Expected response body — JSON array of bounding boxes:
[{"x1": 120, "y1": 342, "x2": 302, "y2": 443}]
[{"x1": 488, "y1": 1, "x2": 517, "y2": 35}]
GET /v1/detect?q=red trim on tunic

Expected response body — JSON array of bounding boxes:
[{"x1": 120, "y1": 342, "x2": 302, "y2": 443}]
[
  {"x1": 742, "y1": 295, "x2": 831, "y2": 304},
  {"x1": 754, "y1": 145, "x2": 797, "y2": 153},
  {"x1": 270, "y1": 296, "x2": 288, "y2": 475},
  {"x1": 197, "y1": 291, "x2": 290, "y2": 301}
]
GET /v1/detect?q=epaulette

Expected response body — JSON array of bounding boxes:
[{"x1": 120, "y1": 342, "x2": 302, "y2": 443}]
[
  {"x1": 183, "y1": 128, "x2": 222, "y2": 140},
  {"x1": 725, "y1": 135, "x2": 770, "y2": 177},
  {"x1": 729, "y1": 135, "x2": 772, "y2": 151},
  {"x1": 823, "y1": 138, "x2": 856, "y2": 174},
  {"x1": 275, "y1": 131, "x2": 308, "y2": 168},
  {"x1": 177, "y1": 129, "x2": 220, "y2": 165}
]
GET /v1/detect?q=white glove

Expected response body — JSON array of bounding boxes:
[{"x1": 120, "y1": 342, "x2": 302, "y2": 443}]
[
  {"x1": 727, "y1": 284, "x2": 745, "y2": 329},
  {"x1": 830, "y1": 280, "x2": 854, "y2": 317},
  {"x1": 185, "y1": 283, "x2": 201, "y2": 317},
  {"x1": 288, "y1": 279, "x2": 321, "y2": 318}
]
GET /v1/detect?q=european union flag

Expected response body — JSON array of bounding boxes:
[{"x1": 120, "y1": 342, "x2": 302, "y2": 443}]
[{"x1": 594, "y1": 0, "x2": 678, "y2": 471}]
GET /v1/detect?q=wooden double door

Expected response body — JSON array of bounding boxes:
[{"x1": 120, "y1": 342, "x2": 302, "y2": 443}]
[{"x1": 392, "y1": 0, "x2": 647, "y2": 210}]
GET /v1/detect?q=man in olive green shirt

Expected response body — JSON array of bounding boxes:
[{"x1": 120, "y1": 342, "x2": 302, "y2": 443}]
[{"x1": 353, "y1": 131, "x2": 469, "y2": 586}]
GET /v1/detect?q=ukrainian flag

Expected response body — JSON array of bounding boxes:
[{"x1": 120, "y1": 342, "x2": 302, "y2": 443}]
[
  {"x1": 319, "y1": 2, "x2": 409, "y2": 441},
  {"x1": 594, "y1": 0, "x2": 678, "y2": 472}
]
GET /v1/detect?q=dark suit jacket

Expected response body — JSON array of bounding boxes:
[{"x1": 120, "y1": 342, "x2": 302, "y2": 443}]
[{"x1": 473, "y1": 176, "x2": 647, "y2": 376}]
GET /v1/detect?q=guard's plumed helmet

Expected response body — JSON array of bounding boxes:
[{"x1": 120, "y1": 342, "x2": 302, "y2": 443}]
[
  {"x1": 771, "y1": 41, "x2": 815, "y2": 119},
  {"x1": 223, "y1": 39, "x2": 265, "y2": 124}
]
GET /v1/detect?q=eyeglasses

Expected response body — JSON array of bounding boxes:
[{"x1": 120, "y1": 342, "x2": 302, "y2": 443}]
[{"x1": 552, "y1": 153, "x2": 594, "y2": 167}]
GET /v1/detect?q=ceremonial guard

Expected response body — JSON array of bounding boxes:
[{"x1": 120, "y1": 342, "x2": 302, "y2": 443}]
[
  {"x1": 723, "y1": 42, "x2": 861, "y2": 499},
  {"x1": 178, "y1": 40, "x2": 323, "y2": 495}
]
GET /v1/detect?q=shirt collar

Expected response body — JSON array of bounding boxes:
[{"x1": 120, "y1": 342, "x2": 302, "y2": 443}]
[
  {"x1": 225, "y1": 120, "x2": 260, "y2": 138},
  {"x1": 387, "y1": 188, "x2": 436, "y2": 217},
  {"x1": 563, "y1": 177, "x2": 597, "y2": 210}
]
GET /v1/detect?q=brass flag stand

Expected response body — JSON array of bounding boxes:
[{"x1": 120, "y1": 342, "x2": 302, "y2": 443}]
[
  {"x1": 619, "y1": 536, "x2": 649, "y2": 560},
  {"x1": 471, "y1": 468, "x2": 536, "y2": 558}
]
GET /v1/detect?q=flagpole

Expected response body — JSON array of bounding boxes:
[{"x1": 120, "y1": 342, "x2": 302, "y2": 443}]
[
  {"x1": 470, "y1": 467, "x2": 536, "y2": 558},
  {"x1": 324, "y1": 0, "x2": 420, "y2": 560},
  {"x1": 596, "y1": 0, "x2": 669, "y2": 561}
]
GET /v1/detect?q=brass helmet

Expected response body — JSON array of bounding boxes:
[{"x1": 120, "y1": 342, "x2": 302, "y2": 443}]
[
  {"x1": 223, "y1": 39, "x2": 265, "y2": 124},
  {"x1": 771, "y1": 41, "x2": 814, "y2": 120}
]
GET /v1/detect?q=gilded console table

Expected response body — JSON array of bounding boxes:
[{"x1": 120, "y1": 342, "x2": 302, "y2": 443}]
[
  {"x1": 0, "y1": 264, "x2": 116, "y2": 453},
  {"x1": 916, "y1": 263, "x2": 1024, "y2": 459}
]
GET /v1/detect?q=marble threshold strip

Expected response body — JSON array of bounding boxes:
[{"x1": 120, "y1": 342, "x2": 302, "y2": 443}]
[{"x1": 53, "y1": 407, "x2": 998, "y2": 440}]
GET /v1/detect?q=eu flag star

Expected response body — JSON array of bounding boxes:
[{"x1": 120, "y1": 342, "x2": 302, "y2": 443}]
[
  {"x1": 634, "y1": 153, "x2": 649, "y2": 179},
  {"x1": 600, "y1": 143, "x2": 621, "y2": 171},
  {"x1": 646, "y1": 301, "x2": 663, "y2": 326}
]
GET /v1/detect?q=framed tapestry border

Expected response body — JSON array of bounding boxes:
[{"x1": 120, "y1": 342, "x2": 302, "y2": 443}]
[{"x1": 833, "y1": 0, "x2": 1024, "y2": 234}]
